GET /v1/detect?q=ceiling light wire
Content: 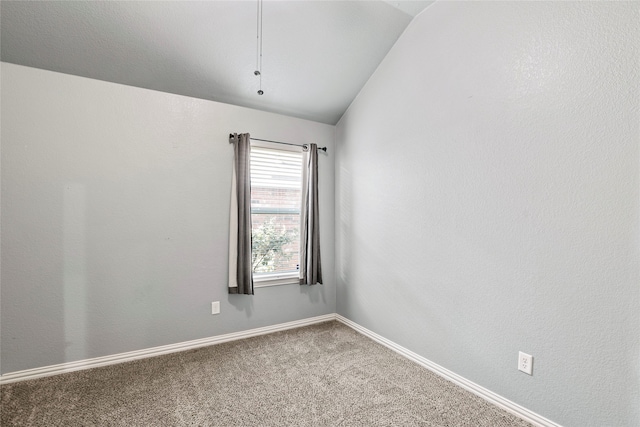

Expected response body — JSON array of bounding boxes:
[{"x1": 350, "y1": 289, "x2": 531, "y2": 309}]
[{"x1": 254, "y1": 0, "x2": 264, "y2": 95}]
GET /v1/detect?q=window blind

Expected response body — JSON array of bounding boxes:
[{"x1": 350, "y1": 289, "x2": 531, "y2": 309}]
[{"x1": 250, "y1": 146, "x2": 302, "y2": 275}]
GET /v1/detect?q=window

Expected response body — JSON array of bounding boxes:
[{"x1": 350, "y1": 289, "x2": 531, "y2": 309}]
[{"x1": 250, "y1": 141, "x2": 302, "y2": 286}]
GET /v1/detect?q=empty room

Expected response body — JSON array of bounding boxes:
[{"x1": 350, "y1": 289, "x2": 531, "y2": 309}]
[{"x1": 1, "y1": 1, "x2": 638, "y2": 426}]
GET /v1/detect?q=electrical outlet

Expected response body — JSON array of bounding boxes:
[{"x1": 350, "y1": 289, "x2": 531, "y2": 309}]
[
  {"x1": 211, "y1": 301, "x2": 220, "y2": 315},
  {"x1": 518, "y1": 351, "x2": 533, "y2": 375}
]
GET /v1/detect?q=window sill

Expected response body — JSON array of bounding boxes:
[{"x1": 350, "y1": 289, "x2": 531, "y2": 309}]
[{"x1": 254, "y1": 272, "x2": 300, "y2": 288}]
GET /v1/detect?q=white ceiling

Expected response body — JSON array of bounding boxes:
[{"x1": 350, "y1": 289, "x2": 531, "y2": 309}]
[{"x1": 1, "y1": 1, "x2": 433, "y2": 125}]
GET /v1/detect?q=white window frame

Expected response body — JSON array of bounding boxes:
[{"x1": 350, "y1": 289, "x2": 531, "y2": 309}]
[{"x1": 250, "y1": 140, "x2": 303, "y2": 288}]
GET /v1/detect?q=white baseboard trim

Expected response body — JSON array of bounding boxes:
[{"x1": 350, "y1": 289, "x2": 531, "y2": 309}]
[
  {"x1": 0, "y1": 312, "x2": 560, "y2": 427},
  {"x1": 335, "y1": 314, "x2": 561, "y2": 427},
  {"x1": 0, "y1": 313, "x2": 336, "y2": 385}
]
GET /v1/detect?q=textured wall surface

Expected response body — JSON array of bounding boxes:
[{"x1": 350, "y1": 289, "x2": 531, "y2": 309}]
[
  {"x1": 335, "y1": 2, "x2": 639, "y2": 426},
  {"x1": 1, "y1": 63, "x2": 335, "y2": 374}
]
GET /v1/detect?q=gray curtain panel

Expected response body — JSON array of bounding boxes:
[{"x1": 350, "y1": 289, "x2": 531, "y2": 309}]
[
  {"x1": 228, "y1": 133, "x2": 254, "y2": 295},
  {"x1": 300, "y1": 144, "x2": 323, "y2": 285}
]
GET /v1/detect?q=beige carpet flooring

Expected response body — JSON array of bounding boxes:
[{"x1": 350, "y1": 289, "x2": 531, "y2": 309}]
[{"x1": 1, "y1": 321, "x2": 532, "y2": 426}]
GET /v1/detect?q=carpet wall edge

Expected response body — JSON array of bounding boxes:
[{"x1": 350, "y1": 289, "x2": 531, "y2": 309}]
[
  {"x1": 335, "y1": 314, "x2": 562, "y2": 427},
  {"x1": 0, "y1": 313, "x2": 337, "y2": 384}
]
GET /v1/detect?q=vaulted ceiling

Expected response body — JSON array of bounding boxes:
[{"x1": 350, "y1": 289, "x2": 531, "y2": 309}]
[{"x1": 1, "y1": 1, "x2": 433, "y2": 125}]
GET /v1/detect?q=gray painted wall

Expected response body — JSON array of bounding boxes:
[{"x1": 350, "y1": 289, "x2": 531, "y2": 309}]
[
  {"x1": 335, "y1": 2, "x2": 639, "y2": 427},
  {"x1": 1, "y1": 63, "x2": 336, "y2": 374}
]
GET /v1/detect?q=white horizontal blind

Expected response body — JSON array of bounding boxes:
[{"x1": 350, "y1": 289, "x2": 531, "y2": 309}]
[{"x1": 250, "y1": 146, "x2": 302, "y2": 276}]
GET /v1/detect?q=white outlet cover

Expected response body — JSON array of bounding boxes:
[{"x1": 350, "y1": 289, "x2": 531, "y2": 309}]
[
  {"x1": 518, "y1": 351, "x2": 533, "y2": 375},
  {"x1": 211, "y1": 301, "x2": 220, "y2": 315}
]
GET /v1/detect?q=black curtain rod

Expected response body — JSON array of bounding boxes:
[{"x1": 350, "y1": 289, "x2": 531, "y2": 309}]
[{"x1": 229, "y1": 134, "x2": 327, "y2": 152}]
